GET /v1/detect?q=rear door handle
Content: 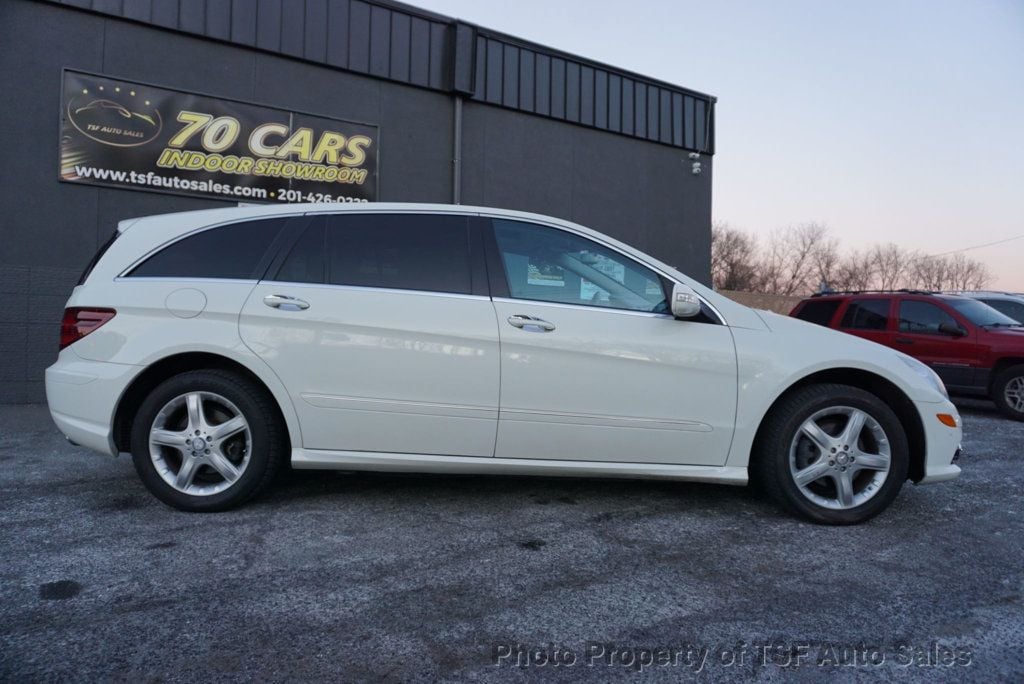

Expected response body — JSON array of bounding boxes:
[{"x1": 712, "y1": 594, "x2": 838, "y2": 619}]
[
  {"x1": 507, "y1": 314, "x2": 555, "y2": 332},
  {"x1": 264, "y1": 294, "x2": 310, "y2": 311}
]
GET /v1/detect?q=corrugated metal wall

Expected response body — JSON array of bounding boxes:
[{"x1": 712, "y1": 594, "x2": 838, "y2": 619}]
[
  {"x1": 471, "y1": 32, "x2": 711, "y2": 152},
  {"x1": 45, "y1": 0, "x2": 715, "y2": 154}
]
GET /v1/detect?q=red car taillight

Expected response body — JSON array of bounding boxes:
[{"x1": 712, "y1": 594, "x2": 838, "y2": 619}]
[{"x1": 59, "y1": 307, "x2": 116, "y2": 350}]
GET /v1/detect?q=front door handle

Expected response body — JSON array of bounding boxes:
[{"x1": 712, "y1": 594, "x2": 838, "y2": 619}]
[
  {"x1": 264, "y1": 294, "x2": 310, "y2": 311},
  {"x1": 895, "y1": 337, "x2": 914, "y2": 345},
  {"x1": 507, "y1": 314, "x2": 555, "y2": 332}
]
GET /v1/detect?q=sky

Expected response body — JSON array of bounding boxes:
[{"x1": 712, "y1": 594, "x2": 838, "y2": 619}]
[{"x1": 414, "y1": 0, "x2": 1024, "y2": 290}]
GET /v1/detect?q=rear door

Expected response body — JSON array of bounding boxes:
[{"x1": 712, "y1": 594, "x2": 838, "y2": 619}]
[
  {"x1": 894, "y1": 298, "x2": 978, "y2": 389},
  {"x1": 239, "y1": 212, "x2": 500, "y2": 457},
  {"x1": 835, "y1": 298, "x2": 896, "y2": 347}
]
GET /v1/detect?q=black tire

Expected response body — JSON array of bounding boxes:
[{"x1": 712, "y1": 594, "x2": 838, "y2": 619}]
[
  {"x1": 991, "y1": 365, "x2": 1024, "y2": 422},
  {"x1": 130, "y1": 369, "x2": 287, "y2": 512},
  {"x1": 751, "y1": 383, "x2": 909, "y2": 525}
]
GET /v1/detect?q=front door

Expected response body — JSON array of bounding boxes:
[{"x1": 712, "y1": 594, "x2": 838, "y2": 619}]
[
  {"x1": 239, "y1": 213, "x2": 500, "y2": 457},
  {"x1": 486, "y1": 218, "x2": 738, "y2": 466},
  {"x1": 895, "y1": 298, "x2": 978, "y2": 389}
]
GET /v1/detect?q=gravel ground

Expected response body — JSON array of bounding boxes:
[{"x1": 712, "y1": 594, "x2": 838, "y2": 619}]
[{"x1": 1, "y1": 399, "x2": 1022, "y2": 682}]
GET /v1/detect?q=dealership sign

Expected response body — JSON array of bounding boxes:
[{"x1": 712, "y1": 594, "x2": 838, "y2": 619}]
[{"x1": 60, "y1": 70, "x2": 378, "y2": 203}]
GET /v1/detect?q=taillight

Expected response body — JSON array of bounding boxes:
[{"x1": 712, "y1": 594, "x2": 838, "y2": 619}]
[{"x1": 59, "y1": 308, "x2": 116, "y2": 350}]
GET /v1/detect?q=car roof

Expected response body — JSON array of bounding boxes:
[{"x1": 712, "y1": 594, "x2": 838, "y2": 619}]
[
  {"x1": 117, "y1": 202, "x2": 576, "y2": 234},
  {"x1": 804, "y1": 291, "x2": 971, "y2": 301},
  {"x1": 958, "y1": 291, "x2": 1024, "y2": 301}
]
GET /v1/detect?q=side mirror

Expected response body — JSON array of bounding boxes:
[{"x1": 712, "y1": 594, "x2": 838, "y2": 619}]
[
  {"x1": 671, "y1": 283, "x2": 702, "y2": 319},
  {"x1": 938, "y1": 322, "x2": 966, "y2": 337}
]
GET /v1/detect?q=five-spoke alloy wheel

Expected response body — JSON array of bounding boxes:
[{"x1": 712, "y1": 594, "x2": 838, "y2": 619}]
[
  {"x1": 754, "y1": 383, "x2": 909, "y2": 525},
  {"x1": 789, "y1": 407, "x2": 891, "y2": 510},
  {"x1": 130, "y1": 369, "x2": 286, "y2": 511},
  {"x1": 149, "y1": 391, "x2": 252, "y2": 496}
]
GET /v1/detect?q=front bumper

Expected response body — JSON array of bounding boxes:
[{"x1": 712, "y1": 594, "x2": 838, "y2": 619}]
[
  {"x1": 45, "y1": 352, "x2": 141, "y2": 456},
  {"x1": 915, "y1": 398, "x2": 963, "y2": 484}
]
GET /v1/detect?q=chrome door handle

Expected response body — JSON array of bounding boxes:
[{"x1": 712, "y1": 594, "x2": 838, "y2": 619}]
[
  {"x1": 507, "y1": 314, "x2": 555, "y2": 332},
  {"x1": 263, "y1": 294, "x2": 310, "y2": 311}
]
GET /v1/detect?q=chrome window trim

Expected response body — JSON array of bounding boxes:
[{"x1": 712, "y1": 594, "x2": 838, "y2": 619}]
[
  {"x1": 114, "y1": 276, "x2": 259, "y2": 285},
  {"x1": 258, "y1": 280, "x2": 491, "y2": 301},
  {"x1": 114, "y1": 208, "x2": 727, "y2": 324},
  {"x1": 491, "y1": 297, "x2": 676, "y2": 319}
]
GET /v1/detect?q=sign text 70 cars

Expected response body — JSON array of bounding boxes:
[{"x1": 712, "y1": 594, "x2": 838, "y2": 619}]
[{"x1": 60, "y1": 70, "x2": 378, "y2": 203}]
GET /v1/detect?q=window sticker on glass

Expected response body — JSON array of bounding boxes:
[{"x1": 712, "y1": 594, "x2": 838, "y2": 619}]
[{"x1": 527, "y1": 262, "x2": 566, "y2": 287}]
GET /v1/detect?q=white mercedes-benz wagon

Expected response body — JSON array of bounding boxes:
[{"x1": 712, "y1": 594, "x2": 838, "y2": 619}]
[{"x1": 46, "y1": 204, "x2": 962, "y2": 523}]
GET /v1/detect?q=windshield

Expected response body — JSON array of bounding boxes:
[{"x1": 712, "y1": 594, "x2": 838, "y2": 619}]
[{"x1": 945, "y1": 298, "x2": 1021, "y2": 327}]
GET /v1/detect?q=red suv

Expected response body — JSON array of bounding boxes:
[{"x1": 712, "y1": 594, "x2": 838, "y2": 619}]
[{"x1": 791, "y1": 290, "x2": 1024, "y2": 420}]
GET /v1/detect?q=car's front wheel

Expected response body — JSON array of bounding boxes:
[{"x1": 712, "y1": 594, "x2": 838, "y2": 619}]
[
  {"x1": 130, "y1": 369, "x2": 287, "y2": 511},
  {"x1": 992, "y1": 364, "x2": 1024, "y2": 421},
  {"x1": 753, "y1": 384, "x2": 909, "y2": 525}
]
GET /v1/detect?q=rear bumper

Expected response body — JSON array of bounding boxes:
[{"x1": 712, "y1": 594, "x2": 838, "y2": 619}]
[
  {"x1": 45, "y1": 352, "x2": 141, "y2": 456},
  {"x1": 915, "y1": 398, "x2": 963, "y2": 485}
]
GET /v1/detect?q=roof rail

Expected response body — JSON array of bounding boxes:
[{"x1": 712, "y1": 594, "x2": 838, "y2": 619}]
[
  {"x1": 949, "y1": 290, "x2": 1016, "y2": 296},
  {"x1": 811, "y1": 288, "x2": 941, "y2": 298}
]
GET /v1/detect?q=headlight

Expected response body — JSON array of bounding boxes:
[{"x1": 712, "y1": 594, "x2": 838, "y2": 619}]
[{"x1": 897, "y1": 354, "x2": 948, "y2": 398}]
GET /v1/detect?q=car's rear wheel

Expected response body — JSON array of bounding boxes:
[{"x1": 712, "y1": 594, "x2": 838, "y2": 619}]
[
  {"x1": 992, "y1": 365, "x2": 1024, "y2": 421},
  {"x1": 753, "y1": 384, "x2": 909, "y2": 525},
  {"x1": 130, "y1": 369, "x2": 286, "y2": 511}
]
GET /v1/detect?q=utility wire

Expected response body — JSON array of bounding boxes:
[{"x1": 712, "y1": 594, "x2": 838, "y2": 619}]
[{"x1": 929, "y1": 233, "x2": 1024, "y2": 257}]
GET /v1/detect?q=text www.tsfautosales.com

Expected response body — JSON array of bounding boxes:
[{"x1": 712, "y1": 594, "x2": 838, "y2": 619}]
[{"x1": 492, "y1": 641, "x2": 973, "y2": 673}]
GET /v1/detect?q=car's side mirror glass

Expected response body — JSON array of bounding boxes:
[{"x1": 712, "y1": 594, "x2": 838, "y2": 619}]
[
  {"x1": 671, "y1": 283, "x2": 702, "y2": 319},
  {"x1": 938, "y1": 322, "x2": 966, "y2": 337}
]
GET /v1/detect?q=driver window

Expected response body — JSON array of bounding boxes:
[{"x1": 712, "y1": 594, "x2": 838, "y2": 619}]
[
  {"x1": 898, "y1": 300, "x2": 958, "y2": 334},
  {"x1": 492, "y1": 219, "x2": 667, "y2": 313}
]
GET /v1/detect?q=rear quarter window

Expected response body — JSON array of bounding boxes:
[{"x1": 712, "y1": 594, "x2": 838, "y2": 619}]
[
  {"x1": 793, "y1": 300, "x2": 841, "y2": 326},
  {"x1": 840, "y1": 299, "x2": 891, "y2": 330},
  {"x1": 78, "y1": 230, "x2": 119, "y2": 285},
  {"x1": 128, "y1": 218, "x2": 287, "y2": 280}
]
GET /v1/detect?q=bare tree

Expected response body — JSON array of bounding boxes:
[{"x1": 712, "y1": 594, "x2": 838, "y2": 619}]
[
  {"x1": 870, "y1": 243, "x2": 911, "y2": 290},
  {"x1": 710, "y1": 222, "x2": 760, "y2": 291},
  {"x1": 910, "y1": 255, "x2": 948, "y2": 291},
  {"x1": 944, "y1": 253, "x2": 992, "y2": 291},
  {"x1": 708, "y1": 219, "x2": 995, "y2": 296},
  {"x1": 759, "y1": 223, "x2": 831, "y2": 295},
  {"x1": 833, "y1": 250, "x2": 875, "y2": 291},
  {"x1": 812, "y1": 232, "x2": 841, "y2": 292}
]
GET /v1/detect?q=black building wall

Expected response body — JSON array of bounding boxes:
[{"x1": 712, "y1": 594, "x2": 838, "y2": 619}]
[{"x1": 0, "y1": 0, "x2": 714, "y2": 403}]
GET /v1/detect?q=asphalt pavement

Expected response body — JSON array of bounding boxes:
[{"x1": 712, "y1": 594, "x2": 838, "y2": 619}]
[{"x1": 1, "y1": 399, "x2": 1021, "y2": 682}]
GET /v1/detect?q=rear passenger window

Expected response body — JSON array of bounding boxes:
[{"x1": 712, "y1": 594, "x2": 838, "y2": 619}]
[
  {"x1": 840, "y1": 300, "x2": 890, "y2": 330},
  {"x1": 129, "y1": 218, "x2": 286, "y2": 279},
  {"x1": 276, "y1": 221, "x2": 326, "y2": 285},
  {"x1": 273, "y1": 214, "x2": 472, "y2": 295},
  {"x1": 899, "y1": 301, "x2": 959, "y2": 334},
  {"x1": 794, "y1": 300, "x2": 840, "y2": 326}
]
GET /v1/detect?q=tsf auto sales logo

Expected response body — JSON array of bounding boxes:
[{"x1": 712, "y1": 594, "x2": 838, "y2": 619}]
[{"x1": 66, "y1": 83, "x2": 162, "y2": 147}]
